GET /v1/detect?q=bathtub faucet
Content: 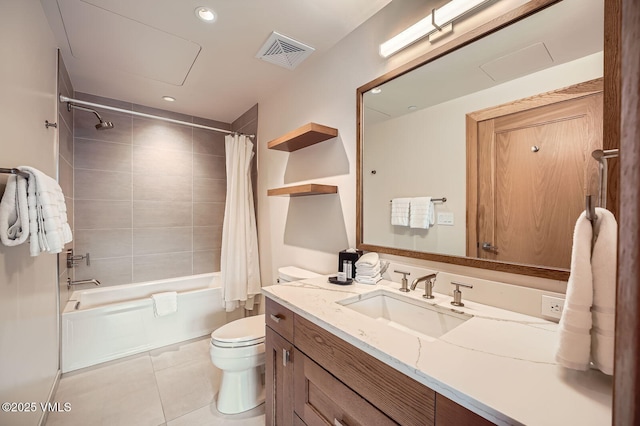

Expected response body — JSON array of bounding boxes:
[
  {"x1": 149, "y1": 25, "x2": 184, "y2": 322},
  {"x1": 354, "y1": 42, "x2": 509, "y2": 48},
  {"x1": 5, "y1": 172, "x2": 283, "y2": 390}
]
[{"x1": 67, "y1": 278, "x2": 101, "y2": 290}]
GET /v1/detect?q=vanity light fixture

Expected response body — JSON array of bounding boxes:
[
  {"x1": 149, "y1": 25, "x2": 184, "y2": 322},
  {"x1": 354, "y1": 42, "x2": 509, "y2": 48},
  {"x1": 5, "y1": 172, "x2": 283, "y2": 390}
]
[
  {"x1": 195, "y1": 6, "x2": 216, "y2": 22},
  {"x1": 162, "y1": 96, "x2": 176, "y2": 102},
  {"x1": 379, "y1": 0, "x2": 492, "y2": 58},
  {"x1": 371, "y1": 87, "x2": 382, "y2": 94}
]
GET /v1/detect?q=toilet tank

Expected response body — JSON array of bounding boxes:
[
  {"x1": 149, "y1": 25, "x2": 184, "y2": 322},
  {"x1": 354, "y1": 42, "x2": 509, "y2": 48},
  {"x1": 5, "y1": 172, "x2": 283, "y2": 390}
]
[{"x1": 278, "y1": 266, "x2": 320, "y2": 283}]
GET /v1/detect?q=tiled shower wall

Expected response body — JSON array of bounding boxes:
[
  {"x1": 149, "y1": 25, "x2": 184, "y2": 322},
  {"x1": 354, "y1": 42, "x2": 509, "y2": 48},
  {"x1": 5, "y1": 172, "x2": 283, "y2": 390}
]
[
  {"x1": 73, "y1": 93, "x2": 256, "y2": 286},
  {"x1": 57, "y1": 52, "x2": 74, "y2": 307}
]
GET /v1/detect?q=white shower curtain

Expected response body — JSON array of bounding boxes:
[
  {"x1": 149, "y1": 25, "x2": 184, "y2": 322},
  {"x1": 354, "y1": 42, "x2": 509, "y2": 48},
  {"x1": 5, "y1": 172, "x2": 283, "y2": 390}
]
[{"x1": 220, "y1": 134, "x2": 261, "y2": 312}]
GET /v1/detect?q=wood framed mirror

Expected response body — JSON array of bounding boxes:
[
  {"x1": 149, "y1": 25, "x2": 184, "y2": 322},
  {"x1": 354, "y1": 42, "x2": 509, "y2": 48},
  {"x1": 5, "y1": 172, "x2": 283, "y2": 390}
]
[{"x1": 356, "y1": 0, "x2": 618, "y2": 280}]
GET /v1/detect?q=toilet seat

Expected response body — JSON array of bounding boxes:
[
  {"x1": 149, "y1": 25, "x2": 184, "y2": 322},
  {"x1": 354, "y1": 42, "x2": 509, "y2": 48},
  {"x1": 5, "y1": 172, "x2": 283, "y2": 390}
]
[{"x1": 211, "y1": 314, "x2": 265, "y2": 348}]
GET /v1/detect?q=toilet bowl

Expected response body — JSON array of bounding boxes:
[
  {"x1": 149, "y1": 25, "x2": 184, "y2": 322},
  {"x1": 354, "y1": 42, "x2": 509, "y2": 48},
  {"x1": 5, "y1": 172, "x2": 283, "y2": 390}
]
[{"x1": 209, "y1": 265, "x2": 319, "y2": 414}]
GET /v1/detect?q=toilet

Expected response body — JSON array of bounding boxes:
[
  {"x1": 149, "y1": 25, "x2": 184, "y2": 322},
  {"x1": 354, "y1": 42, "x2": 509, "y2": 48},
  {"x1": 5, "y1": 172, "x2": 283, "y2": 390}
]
[{"x1": 209, "y1": 266, "x2": 319, "y2": 414}]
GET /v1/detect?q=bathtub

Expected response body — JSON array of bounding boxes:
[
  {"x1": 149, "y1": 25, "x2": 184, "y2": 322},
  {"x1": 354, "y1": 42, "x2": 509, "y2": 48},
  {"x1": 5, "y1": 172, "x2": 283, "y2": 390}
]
[{"x1": 61, "y1": 272, "x2": 237, "y2": 373}]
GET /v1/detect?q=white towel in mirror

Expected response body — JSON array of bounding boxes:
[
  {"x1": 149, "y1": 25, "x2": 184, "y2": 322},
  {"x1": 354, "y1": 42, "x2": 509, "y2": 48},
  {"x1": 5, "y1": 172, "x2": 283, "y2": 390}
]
[
  {"x1": 391, "y1": 198, "x2": 410, "y2": 226},
  {"x1": 409, "y1": 197, "x2": 434, "y2": 229}
]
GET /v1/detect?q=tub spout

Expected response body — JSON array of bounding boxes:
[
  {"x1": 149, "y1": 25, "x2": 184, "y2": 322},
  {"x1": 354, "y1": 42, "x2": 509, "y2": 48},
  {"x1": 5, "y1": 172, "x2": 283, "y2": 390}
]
[{"x1": 67, "y1": 278, "x2": 101, "y2": 289}]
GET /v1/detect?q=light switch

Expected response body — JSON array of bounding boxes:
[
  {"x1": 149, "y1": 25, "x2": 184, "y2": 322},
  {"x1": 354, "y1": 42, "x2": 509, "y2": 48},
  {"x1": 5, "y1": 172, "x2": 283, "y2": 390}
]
[{"x1": 437, "y1": 212, "x2": 454, "y2": 225}]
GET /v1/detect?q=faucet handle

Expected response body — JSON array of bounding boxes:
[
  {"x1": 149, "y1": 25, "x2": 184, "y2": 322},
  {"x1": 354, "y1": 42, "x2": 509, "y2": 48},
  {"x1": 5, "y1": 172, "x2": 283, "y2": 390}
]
[
  {"x1": 394, "y1": 270, "x2": 411, "y2": 292},
  {"x1": 451, "y1": 282, "x2": 473, "y2": 307}
]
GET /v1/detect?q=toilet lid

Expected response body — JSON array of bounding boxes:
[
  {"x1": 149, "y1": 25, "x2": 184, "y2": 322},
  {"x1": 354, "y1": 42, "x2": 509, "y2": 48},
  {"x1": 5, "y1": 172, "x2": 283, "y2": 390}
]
[
  {"x1": 212, "y1": 314, "x2": 265, "y2": 346},
  {"x1": 278, "y1": 266, "x2": 320, "y2": 282}
]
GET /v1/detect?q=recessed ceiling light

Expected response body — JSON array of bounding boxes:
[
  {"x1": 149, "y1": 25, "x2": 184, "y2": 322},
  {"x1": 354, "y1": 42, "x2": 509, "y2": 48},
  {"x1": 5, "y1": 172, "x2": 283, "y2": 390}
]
[
  {"x1": 195, "y1": 7, "x2": 216, "y2": 22},
  {"x1": 371, "y1": 87, "x2": 382, "y2": 94},
  {"x1": 162, "y1": 96, "x2": 176, "y2": 102}
]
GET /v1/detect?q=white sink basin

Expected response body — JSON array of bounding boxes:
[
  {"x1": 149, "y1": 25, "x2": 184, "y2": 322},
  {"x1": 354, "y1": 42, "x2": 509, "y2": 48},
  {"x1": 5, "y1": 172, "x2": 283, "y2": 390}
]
[{"x1": 338, "y1": 290, "x2": 472, "y2": 341}]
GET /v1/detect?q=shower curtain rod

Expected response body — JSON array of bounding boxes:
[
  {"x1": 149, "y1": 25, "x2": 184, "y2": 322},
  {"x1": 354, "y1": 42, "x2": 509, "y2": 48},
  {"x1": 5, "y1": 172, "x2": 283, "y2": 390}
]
[{"x1": 58, "y1": 95, "x2": 255, "y2": 138}]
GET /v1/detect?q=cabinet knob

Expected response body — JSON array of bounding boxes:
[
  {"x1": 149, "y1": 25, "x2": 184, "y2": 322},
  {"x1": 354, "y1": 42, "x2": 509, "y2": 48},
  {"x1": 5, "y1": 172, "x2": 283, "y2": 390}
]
[
  {"x1": 334, "y1": 419, "x2": 348, "y2": 426},
  {"x1": 270, "y1": 313, "x2": 283, "y2": 323}
]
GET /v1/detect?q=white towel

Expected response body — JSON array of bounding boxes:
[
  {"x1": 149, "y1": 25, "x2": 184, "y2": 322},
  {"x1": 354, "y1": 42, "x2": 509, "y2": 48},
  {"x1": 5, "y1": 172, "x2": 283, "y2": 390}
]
[
  {"x1": 355, "y1": 274, "x2": 382, "y2": 285},
  {"x1": 356, "y1": 252, "x2": 379, "y2": 267},
  {"x1": 151, "y1": 292, "x2": 178, "y2": 317},
  {"x1": 409, "y1": 197, "x2": 435, "y2": 229},
  {"x1": 0, "y1": 175, "x2": 29, "y2": 246},
  {"x1": 556, "y1": 211, "x2": 593, "y2": 371},
  {"x1": 590, "y1": 208, "x2": 617, "y2": 375},
  {"x1": 391, "y1": 198, "x2": 410, "y2": 226},
  {"x1": 19, "y1": 167, "x2": 72, "y2": 256}
]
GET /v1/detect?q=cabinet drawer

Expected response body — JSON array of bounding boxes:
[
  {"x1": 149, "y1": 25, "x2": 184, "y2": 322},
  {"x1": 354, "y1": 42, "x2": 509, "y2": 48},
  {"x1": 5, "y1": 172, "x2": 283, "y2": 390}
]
[
  {"x1": 294, "y1": 349, "x2": 396, "y2": 426},
  {"x1": 295, "y1": 315, "x2": 435, "y2": 425},
  {"x1": 266, "y1": 298, "x2": 295, "y2": 341},
  {"x1": 435, "y1": 394, "x2": 495, "y2": 426}
]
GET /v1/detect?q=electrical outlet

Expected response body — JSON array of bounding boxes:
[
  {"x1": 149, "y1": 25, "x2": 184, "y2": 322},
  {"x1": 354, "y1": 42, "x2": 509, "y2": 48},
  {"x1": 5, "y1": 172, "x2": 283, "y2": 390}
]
[{"x1": 541, "y1": 295, "x2": 565, "y2": 320}]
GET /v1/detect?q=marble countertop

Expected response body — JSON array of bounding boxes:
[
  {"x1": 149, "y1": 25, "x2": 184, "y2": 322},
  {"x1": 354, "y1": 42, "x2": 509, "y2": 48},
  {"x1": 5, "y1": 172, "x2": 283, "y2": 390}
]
[{"x1": 262, "y1": 276, "x2": 612, "y2": 426}]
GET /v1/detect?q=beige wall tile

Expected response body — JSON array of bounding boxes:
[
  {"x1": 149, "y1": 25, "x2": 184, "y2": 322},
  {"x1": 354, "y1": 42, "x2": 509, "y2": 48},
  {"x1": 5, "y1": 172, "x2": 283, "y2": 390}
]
[
  {"x1": 193, "y1": 129, "x2": 225, "y2": 156},
  {"x1": 133, "y1": 228, "x2": 192, "y2": 256},
  {"x1": 133, "y1": 118, "x2": 193, "y2": 152},
  {"x1": 74, "y1": 257, "x2": 133, "y2": 286},
  {"x1": 133, "y1": 174, "x2": 192, "y2": 202},
  {"x1": 133, "y1": 201, "x2": 192, "y2": 228},
  {"x1": 132, "y1": 252, "x2": 192, "y2": 283},
  {"x1": 193, "y1": 178, "x2": 225, "y2": 203},
  {"x1": 59, "y1": 157, "x2": 73, "y2": 197},
  {"x1": 193, "y1": 154, "x2": 225, "y2": 179},
  {"x1": 75, "y1": 139, "x2": 132, "y2": 172},
  {"x1": 133, "y1": 146, "x2": 192, "y2": 176},
  {"x1": 75, "y1": 200, "x2": 132, "y2": 229},
  {"x1": 58, "y1": 113, "x2": 74, "y2": 166},
  {"x1": 76, "y1": 92, "x2": 133, "y2": 110},
  {"x1": 193, "y1": 250, "x2": 220, "y2": 274},
  {"x1": 193, "y1": 226, "x2": 222, "y2": 251},
  {"x1": 75, "y1": 229, "x2": 133, "y2": 259},
  {"x1": 75, "y1": 169, "x2": 132, "y2": 201},
  {"x1": 133, "y1": 104, "x2": 193, "y2": 122},
  {"x1": 65, "y1": 197, "x2": 74, "y2": 230},
  {"x1": 193, "y1": 202, "x2": 225, "y2": 227}
]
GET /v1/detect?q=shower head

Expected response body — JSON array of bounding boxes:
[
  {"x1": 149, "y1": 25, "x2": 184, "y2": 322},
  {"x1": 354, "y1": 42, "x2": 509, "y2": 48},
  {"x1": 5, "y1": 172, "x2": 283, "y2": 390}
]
[
  {"x1": 67, "y1": 103, "x2": 115, "y2": 131},
  {"x1": 95, "y1": 119, "x2": 114, "y2": 130}
]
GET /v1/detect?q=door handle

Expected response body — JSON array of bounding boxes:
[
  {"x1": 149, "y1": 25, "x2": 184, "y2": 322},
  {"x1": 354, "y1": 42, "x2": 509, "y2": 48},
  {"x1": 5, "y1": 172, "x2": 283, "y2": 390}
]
[{"x1": 482, "y1": 242, "x2": 498, "y2": 253}]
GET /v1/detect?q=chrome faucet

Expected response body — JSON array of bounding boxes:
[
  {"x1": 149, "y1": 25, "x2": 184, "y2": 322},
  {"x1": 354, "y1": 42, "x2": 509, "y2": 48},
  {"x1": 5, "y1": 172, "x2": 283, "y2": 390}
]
[
  {"x1": 451, "y1": 282, "x2": 473, "y2": 307},
  {"x1": 67, "y1": 278, "x2": 101, "y2": 290},
  {"x1": 410, "y1": 273, "x2": 438, "y2": 299},
  {"x1": 394, "y1": 270, "x2": 411, "y2": 292}
]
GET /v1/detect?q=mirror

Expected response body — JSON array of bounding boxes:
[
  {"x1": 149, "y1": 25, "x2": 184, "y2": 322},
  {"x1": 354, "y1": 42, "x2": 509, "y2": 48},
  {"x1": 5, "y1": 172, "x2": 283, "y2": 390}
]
[{"x1": 357, "y1": 0, "x2": 607, "y2": 280}]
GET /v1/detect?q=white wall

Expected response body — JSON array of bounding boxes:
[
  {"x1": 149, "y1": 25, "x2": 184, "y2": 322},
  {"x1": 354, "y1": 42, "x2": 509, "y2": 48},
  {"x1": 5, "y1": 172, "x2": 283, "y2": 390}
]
[
  {"x1": 363, "y1": 53, "x2": 603, "y2": 255},
  {"x1": 0, "y1": 1, "x2": 60, "y2": 425},
  {"x1": 256, "y1": 0, "x2": 584, "y2": 293}
]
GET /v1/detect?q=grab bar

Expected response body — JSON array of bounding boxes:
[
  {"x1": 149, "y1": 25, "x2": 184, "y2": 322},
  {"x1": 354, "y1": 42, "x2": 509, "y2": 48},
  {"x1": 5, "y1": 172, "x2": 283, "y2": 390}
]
[{"x1": 67, "y1": 278, "x2": 101, "y2": 290}]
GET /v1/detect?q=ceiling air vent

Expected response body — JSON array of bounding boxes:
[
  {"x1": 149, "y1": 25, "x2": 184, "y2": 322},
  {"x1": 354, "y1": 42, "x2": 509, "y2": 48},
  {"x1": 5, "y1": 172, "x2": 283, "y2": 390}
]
[{"x1": 255, "y1": 31, "x2": 315, "y2": 70}]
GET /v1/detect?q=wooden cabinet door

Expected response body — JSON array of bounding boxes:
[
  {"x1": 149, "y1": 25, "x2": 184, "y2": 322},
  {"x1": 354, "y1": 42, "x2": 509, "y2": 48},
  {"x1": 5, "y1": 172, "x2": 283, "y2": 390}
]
[
  {"x1": 266, "y1": 327, "x2": 295, "y2": 426},
  {"x1": 294, "y1": 349, "x2": 397, "y2": 426},
  {"x1": 435, "y1": 394, "x2": 495, "y2": 426}
]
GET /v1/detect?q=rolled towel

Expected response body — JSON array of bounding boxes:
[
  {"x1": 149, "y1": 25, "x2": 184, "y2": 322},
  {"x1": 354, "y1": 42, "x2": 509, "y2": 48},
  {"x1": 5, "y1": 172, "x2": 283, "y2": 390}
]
[
  {"x1": 391, "y1": 198, "x2": 410, "y2": 226},
  {"x1": 151, "y1": 292, "x2": 178, "y2": 317},
  {"x1": 356, "y1": 252, "x2": 379, "y2": 267},
  {"x1": 556, "y1": 211, "x2": 593, "y2": 371}
]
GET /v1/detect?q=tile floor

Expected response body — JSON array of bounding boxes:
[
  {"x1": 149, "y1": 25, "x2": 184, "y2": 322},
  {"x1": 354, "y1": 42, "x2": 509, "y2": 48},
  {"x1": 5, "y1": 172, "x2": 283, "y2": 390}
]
[{"x1": 46, "y1": 337, "x2": 265, "y2": 426}]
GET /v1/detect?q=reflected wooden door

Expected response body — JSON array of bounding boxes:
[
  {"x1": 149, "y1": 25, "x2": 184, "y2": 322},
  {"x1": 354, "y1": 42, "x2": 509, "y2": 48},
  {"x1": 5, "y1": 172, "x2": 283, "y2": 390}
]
[{"x1": 471, "y1": 90, "x2": 602, "y2": 269}]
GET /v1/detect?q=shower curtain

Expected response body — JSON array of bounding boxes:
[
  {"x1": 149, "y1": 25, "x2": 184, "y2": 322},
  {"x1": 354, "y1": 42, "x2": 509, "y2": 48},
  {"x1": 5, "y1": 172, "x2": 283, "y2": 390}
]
[{"x1": 220, "y1": 134, "x2": 261, "y2": 312}]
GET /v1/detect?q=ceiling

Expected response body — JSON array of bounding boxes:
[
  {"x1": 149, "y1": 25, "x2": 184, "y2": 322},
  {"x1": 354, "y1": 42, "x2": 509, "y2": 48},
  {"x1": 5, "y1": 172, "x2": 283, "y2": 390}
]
[{"x1": 41, "y1": 0, "x2": 391, "y2": 123}]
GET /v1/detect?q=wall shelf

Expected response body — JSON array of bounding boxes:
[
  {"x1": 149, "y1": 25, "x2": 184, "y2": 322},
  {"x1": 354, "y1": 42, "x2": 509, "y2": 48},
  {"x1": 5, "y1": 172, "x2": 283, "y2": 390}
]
[
  {"x1": 267, "y1": 123, "x2": 338, "y2": 152},
  {"x1": 267, "y1": 184, "x2": 338, "y2": 197}
]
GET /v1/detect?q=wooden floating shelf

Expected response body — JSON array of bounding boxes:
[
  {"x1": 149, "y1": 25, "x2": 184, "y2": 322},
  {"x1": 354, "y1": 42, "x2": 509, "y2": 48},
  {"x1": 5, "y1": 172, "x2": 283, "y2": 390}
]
[
  {"x1": 267, "y1": 184, "x2": 338, "y2": 197},
  {"x1": 267, "y1": 123, "x2": 338, "y2": 152}
]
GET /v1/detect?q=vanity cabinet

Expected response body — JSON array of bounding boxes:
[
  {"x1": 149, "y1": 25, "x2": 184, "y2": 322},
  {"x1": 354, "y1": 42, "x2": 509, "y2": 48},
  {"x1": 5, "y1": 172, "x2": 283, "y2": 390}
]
[{"x1": 265, "y1": 297, "x2": 493, "y2": 426}]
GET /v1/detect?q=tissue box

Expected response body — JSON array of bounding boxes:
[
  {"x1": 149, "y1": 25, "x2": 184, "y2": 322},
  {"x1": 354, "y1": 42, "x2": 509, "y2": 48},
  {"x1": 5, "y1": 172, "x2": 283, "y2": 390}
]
[{"x1": 338, "y1": 249, "x2": 363, "y2": 278}]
